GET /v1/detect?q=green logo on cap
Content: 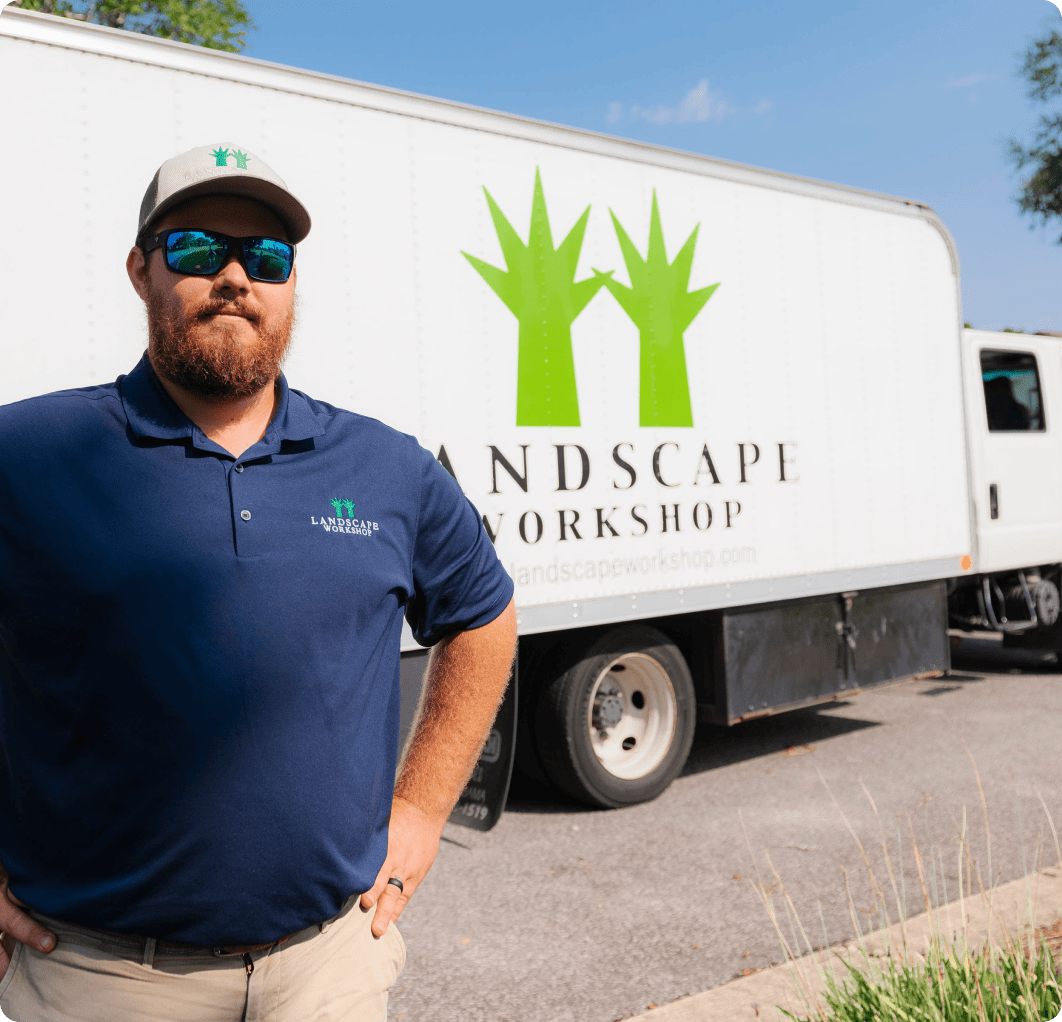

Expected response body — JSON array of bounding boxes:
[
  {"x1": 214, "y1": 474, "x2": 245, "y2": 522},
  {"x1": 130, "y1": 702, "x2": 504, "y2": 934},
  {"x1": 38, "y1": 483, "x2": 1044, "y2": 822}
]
[{"x1": 211, "y1": 147, "x2": 250, "y2": 169}]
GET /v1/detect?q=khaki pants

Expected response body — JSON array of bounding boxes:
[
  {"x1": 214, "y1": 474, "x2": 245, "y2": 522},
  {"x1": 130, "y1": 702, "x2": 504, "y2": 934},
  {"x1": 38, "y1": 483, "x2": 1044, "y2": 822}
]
[{"x1": 0, "y1": 896, "x2": 404, "y2": 1022}]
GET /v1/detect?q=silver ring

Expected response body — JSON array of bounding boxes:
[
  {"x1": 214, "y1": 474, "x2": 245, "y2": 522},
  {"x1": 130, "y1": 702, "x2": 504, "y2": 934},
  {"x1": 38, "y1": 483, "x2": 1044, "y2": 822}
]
[{"x1": 387, "y1": 877, "x2": 404, "y2": 894}]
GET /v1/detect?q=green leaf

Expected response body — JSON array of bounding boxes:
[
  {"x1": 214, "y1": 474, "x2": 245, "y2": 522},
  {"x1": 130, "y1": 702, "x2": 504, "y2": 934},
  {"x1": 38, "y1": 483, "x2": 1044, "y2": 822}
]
[
  {"x1": 12, "y1": 0, "x2": 252, "y2": 51},
  {"x1": 1009, "y1": 30, "x2": 1062, "y2": 242}
]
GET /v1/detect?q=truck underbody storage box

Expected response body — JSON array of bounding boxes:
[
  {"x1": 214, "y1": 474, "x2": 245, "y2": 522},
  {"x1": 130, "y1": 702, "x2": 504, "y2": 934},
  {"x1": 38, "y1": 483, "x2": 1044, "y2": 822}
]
[{"x1": 711, "y1": 581, "x2": 949, "y2": 725}]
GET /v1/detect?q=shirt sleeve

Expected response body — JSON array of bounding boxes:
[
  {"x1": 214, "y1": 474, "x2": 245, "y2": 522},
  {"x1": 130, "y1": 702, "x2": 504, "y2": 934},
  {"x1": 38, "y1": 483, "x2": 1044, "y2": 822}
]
[{"x1": 405, "y1": 443, "x2": 514, "y2": 646}]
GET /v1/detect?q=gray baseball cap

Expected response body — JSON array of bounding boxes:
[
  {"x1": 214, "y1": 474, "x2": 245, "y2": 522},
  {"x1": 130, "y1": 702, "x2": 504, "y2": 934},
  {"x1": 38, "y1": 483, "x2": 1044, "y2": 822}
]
[{"x1": 137, "y1": 143, "x2": 311, "y2": 243}]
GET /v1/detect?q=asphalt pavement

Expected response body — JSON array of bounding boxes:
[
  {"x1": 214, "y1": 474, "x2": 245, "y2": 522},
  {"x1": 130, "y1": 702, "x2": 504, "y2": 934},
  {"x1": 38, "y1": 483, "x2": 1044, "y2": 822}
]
[{"x1": 387, "y1": 636, "x2": 1062, "y2": 1022}]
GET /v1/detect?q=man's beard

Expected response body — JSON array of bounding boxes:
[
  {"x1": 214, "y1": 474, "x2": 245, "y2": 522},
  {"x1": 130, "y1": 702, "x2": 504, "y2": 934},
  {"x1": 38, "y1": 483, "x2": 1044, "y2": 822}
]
[{"x1": 147, "y1": 287, "x2": 295, "y2": 401}]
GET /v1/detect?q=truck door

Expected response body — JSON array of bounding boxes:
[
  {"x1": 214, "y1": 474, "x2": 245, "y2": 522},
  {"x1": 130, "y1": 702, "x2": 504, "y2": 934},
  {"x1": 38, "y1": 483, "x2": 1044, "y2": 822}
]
[{"x1": 965, "y1": 332, "x2": 1062, "y2": 572}]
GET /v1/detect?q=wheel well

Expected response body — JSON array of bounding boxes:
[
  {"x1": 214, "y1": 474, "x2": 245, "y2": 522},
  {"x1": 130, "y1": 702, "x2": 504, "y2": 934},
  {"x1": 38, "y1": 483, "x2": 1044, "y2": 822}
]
[{"x1": 518, "y1": 613, "x2": 713, "y2": 707}]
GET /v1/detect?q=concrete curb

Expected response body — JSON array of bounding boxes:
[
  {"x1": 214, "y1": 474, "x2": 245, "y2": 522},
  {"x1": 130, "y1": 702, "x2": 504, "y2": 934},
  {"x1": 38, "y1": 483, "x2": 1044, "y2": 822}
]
[{"x1": 627, "y1": 867, "x2": 1062, "y2": 1022}]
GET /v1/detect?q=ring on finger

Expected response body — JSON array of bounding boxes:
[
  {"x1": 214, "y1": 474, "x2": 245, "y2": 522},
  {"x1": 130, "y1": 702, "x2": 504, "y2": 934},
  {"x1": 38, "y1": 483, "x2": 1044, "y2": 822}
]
[{"x1": 386, "y1": 877, "x2": 404, "y2": 894}]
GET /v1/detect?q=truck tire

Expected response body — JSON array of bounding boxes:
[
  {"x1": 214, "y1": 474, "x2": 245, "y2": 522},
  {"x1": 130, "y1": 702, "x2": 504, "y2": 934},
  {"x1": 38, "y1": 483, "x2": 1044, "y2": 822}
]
[{"x1": 534, "y1": 626, "x2": 697, "y2": 808}]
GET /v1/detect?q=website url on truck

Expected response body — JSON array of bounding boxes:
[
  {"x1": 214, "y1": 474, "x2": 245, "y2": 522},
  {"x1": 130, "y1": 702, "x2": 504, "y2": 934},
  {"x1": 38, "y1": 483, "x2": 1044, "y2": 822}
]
[{"x1": 508, "y1": 545, "x2": 757, "y2": 588}]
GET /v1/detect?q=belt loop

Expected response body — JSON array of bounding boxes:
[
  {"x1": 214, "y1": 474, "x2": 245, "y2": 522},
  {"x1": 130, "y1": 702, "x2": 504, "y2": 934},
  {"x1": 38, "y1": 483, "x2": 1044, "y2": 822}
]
[{"x1": 142, "y1": 936, "x2": 156, "y2": 967}]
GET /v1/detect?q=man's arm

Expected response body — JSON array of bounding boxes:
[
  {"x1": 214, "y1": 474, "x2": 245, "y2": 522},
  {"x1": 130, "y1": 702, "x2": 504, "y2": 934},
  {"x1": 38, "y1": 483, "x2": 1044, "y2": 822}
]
[{"x1": 360, "y1": 598, "x2": 517, "y2": 937}]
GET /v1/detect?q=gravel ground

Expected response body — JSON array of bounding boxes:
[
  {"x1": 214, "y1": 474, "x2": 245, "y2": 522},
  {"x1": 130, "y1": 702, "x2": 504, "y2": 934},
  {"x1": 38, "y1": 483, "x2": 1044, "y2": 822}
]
[{"x1": 388, "y1": 637, "x2": 1062, "y2": 1022}]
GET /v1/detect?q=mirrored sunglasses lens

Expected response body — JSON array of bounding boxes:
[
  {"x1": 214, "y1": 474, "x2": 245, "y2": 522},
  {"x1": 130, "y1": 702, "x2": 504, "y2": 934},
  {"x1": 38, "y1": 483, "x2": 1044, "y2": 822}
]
[
  {"x1": 244, "y1": 238, "x2": 293, "y2": 281},
  {"x1": 166, "y1": 231, "x2": 227, "y2": 275}
]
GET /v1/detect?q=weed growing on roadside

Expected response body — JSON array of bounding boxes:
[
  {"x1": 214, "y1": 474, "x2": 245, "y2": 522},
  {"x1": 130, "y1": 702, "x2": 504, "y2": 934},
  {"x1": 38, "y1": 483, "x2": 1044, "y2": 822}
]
[
  {"x1": 747, "y1": 758, "x2": 1062, "y2": 1022},
  {"x1": 781, "y1": 937, "x2": 1060, "y2": 1021}
]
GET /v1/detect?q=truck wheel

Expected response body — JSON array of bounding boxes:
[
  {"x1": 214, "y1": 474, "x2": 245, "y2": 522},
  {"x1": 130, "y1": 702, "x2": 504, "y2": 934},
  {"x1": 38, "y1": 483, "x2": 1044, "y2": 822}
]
[{"x1": 535, "y1": 626, "x2": 697, "y2": 808}]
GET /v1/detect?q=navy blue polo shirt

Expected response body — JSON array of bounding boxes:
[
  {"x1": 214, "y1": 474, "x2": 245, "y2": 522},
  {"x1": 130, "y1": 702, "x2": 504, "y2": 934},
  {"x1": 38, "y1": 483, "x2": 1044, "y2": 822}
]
[{"x1": 0, "y1": 356, "x2": 512, "y2": 945}]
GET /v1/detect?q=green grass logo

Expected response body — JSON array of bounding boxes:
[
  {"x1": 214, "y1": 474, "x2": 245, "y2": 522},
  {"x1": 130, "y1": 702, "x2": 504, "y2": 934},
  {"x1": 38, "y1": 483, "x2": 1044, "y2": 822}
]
[
  {"x1": 595, "y1": 192, "x2": 719, "y2": 428},
  {"x1": 463, "y1": 174, "x2": 718, "y2": 427},
  {"x1": 463, "y1": 170, "x2": 606, "y2": 427}
]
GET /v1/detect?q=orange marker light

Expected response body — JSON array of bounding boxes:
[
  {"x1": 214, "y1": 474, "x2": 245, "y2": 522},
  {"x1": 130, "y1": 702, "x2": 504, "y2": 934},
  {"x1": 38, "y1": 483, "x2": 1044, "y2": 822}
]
[{"x1": 960, "y1": 555, "x2": 972, "y2": 571}]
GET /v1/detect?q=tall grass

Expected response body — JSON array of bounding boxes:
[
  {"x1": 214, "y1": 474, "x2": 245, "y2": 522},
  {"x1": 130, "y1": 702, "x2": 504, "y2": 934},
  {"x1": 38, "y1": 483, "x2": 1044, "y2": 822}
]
[
  {"x1": 784, "y1": 932, "x2": 1060, "y2": 1021},
  {"x1": 746, "y1": 761, "x2": 1062, "y2": 1022}
]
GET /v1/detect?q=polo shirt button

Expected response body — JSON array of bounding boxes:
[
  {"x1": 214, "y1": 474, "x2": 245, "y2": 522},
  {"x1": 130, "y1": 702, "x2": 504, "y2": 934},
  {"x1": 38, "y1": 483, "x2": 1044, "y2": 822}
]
[
  {"x1": 235, "y1": 465, "x2": 244, "y2": 473},
  {"x1": 240, "y1": 510, "x2": 251, "y2": 521}
]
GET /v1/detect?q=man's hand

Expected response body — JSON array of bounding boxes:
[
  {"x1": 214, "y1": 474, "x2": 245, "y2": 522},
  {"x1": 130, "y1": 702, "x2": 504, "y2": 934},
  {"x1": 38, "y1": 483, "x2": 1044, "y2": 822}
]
[
  {"x1": 360, "y1": 600, "x2": 517, "y2": 939},
  {"x1": 0, "y1": 872, "x2": 55, "y2": 981},
  {"x1": 360, "y1": 796, "x2": 445, "y2": 937}
]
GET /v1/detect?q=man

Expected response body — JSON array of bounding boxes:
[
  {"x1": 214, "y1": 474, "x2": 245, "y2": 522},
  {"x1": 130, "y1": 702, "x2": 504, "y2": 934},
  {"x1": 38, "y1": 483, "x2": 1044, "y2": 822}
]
[{"x1": 0, "y1": 144, "x2": 516, "y2": 1020}]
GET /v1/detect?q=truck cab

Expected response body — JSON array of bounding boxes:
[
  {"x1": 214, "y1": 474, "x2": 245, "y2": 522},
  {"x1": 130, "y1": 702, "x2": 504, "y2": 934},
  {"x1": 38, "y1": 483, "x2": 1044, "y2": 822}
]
[{"x1": 955, "y1": 328, "x2": 1062, "y2": 636}]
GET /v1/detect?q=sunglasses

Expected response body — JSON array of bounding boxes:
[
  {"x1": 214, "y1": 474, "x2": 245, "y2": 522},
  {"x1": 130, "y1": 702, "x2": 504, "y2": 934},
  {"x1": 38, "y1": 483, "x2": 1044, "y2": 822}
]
[{"x1": 140, "y1": 229, "x2": 296, "y2": 283}]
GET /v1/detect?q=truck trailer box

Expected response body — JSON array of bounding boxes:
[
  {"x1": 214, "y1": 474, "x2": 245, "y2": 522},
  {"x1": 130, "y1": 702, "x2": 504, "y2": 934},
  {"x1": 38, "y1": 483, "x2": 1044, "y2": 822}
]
[{"x1": 4, "y1": 8, "x2": 1027, "y2": 828}]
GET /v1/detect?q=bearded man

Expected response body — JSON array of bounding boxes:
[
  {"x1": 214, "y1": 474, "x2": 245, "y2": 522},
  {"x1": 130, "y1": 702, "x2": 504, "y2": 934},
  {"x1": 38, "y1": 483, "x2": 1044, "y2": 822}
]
[{"x1": 0, "y1": 144, "x2": 516, "y2": 1022}]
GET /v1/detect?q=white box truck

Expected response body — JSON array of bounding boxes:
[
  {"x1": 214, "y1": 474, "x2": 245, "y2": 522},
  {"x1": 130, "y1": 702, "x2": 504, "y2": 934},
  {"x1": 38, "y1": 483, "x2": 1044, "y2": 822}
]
[{"x1": 2, "y1": 7, "x2": 1058, "y2": 828}]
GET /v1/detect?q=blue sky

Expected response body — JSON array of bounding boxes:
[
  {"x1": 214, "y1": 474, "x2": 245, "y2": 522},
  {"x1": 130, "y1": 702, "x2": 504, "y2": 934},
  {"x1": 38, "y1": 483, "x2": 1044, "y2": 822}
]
[{"x1": 241, "y1": 0, "x2": 1062, "y2": 332}]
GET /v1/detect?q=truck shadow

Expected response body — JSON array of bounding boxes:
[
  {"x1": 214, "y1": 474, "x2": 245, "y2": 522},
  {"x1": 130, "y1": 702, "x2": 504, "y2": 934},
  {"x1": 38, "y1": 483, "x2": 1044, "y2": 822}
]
[
  {"x1": 681, "y1": 647, "x2": 1058, "y2": 778},
  {"x1": 950, "y1": 635, "x2": 1059, "y2": 674},
  {"x1": 505, "y1": 705, "x2": 883, "y2": 814},
  {"x1": 680, "y1": 705, "x2": 879, "y2": 779},
  {"x1": 504, "y1": 662, "x2": 1020, "y2": 814}
]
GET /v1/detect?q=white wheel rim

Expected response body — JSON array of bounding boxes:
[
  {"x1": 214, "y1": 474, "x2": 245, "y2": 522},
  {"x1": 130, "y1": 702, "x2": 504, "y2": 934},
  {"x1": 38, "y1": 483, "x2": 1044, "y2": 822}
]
[{"x1": 586, "y1": 653, "x2": 678, "y2": 780}]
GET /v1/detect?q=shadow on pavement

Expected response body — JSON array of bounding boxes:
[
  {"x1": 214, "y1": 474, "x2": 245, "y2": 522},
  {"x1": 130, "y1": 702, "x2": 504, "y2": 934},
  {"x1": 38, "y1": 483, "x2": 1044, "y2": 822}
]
[
  {"x1": 681, "y1": 705, "x2": 880, "y2": 778},
  {"x1": 505, "y1": 705, "x2": 883, "y2": 814},
  {"x1": 503, "y1": 784, "x2": 594, "y2": 815},
  {"x1": 504, "y1": 638, "x2": 1059, "y2": 815},
  {"x1": 950, "y1": 635, "x2": 1059, "y2": 674}
]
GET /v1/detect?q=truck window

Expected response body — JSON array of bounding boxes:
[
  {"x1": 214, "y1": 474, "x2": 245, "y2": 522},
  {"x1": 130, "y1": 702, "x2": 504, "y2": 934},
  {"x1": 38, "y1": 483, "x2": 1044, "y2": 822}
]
[{"x1": 980, "y1": 350, "x2": 1045, "y2": 432}]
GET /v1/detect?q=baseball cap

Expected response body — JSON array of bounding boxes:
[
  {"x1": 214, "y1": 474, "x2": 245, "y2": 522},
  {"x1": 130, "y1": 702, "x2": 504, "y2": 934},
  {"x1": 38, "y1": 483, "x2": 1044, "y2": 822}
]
[{"x1": 137, "y1": 144, "x2": 311, "y2": 244}]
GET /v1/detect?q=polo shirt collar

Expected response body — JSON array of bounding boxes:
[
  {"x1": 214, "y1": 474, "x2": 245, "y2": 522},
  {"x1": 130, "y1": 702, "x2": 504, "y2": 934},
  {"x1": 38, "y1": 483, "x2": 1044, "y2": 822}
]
[
  {"x1": 268, "y1": 376, "x2": 327, "y2": 445},
  {"x1": 120, "y1": 354, "x2": 325, "y2": 453},
  {"x1": 121, "y1": 355, "x2": 194, "y2": 441}
]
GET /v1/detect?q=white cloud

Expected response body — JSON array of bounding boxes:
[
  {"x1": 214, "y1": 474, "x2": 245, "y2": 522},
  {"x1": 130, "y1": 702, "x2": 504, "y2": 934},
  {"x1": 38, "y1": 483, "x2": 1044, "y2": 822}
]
[
  {"x1": 753, "y1": 98, "x2": 773, "y2": 116},
  {"x1": 630, "y1": 79, "x2": 733, "y2": 126},
  {"x1": 945, "y1": 72, "x2": 1000, "y2": 89},
  {"x1": 605, "y1": 100, "x2": 624, "y2": 125}
]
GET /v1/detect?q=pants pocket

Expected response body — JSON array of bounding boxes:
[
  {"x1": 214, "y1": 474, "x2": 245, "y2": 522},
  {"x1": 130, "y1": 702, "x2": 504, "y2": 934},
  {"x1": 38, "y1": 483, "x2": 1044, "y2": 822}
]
[
  {"x1": 381, "y1": 923, "x2": 405, "y2": 988},
  {"x1": 0, "y1": 940, "x2": 25, "y2": 1002}
]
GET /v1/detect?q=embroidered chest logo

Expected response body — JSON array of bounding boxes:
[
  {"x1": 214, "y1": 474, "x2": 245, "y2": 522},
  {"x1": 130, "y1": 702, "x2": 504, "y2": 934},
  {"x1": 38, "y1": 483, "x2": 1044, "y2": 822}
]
[{"x1": 310, "y1": 498, "x2": 379, "y2": 537}]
